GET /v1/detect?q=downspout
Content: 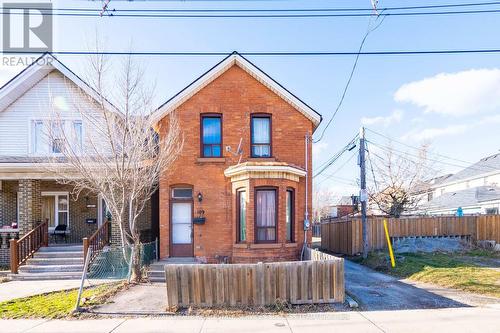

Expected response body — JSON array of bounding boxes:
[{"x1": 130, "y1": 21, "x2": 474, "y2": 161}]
[{"x1": 301, "y1": 133, "x2": 310, "y2": 260}]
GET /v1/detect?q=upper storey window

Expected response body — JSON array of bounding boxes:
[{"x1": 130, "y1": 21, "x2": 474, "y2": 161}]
[
  {"x1": 201, "y1": 114, "x2": 222, "y2": 157},
  {"x1": 251, "y1": 114, "x2": 271, "y2": 158},
  {"x1": 31, "y1": 120, "x2": 83, "y2": 155}
]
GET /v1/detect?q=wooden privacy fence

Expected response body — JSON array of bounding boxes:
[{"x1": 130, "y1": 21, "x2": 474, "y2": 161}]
[
  {"x1": 165, "y1": 253, "x2": 344, "y2": 308},
  {"x1": 321, "y1": 215, "x2": 500, "y2": 255}
]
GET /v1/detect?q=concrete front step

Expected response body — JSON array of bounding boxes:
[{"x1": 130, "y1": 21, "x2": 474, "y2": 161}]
[
  {"x1": 19, "y1": 264, "x2": 83, "y2": 273},
  {"x1": 148, "y1": 258, "x2": 198, "y2": 282},
  {"x1": 10, "y1": 272, "x2": 83, "y2": 280},
  {"x1": 34, "y1": 251, "x2": 83, "y2": 259},
  {"x1": 38, "y1": 245, "x2": 83, "y2": 252},
  {"x1": 26, "y1": 257, "x2": 84, "y2": 266}
]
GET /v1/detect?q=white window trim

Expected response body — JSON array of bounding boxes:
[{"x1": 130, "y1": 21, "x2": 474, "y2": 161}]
[
  {"x1": 29, "y1": 118, "x2": 84, "y2": 156},
  {"x1": 41, "y1": 191, "x2": 70, "y2": 231}
]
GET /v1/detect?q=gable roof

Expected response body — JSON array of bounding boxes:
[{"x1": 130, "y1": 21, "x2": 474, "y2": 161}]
[
  {"x1": 151, "y1": 51, "x2": 322, "y2": 127},
  {"x1": 0, "y1": 53, "x2": 117, "y2": 113},
  {"x1": 438, "y1": 153, "x2": 500, "y2": 186}
]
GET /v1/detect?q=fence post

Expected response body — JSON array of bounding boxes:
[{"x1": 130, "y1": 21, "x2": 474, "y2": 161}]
[
  {"x1": 10, "y1": 239, "x2": 18, "y2": 274},
  {"x1": 74, "y1": 250, "x2": 91, "y2": 312},
  {"x1": 82, "y1": 237, "x2": 89, "y2": 264}
]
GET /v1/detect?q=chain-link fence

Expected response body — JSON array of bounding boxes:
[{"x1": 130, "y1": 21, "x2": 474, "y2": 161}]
[{"x1": 75, "y1": 240, "x2": 158, "y2": 310}]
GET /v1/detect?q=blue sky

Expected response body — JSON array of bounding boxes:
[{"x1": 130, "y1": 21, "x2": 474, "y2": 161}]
[{"x1": 2, "y1": 0, "x2": 500, "y2": 197}]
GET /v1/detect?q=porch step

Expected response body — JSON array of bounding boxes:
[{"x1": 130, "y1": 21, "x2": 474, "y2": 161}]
[
  {"x1": 26, "y1": 257, "x2": 84, "y2": 266},
  {"x1": 10, "y1": 272, "x2": 83, "y2": 280},
  {"x1": 148, "y1": 258, "x2": 198, "y2": 283},
  {"x1": 34, "y1": 251, "x2": 83, "y2": 259},
  {"x1": 10, "y1": 245, "x2": 84, "y2": 281},
  {"x1": 38, "y1": 245, "x2": 83, "y2": 252},
  {"x1": 19, "y1": 264, "x2": 83, "y2": 273}
]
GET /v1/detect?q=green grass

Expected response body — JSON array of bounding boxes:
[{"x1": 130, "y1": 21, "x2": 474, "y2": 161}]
[
  {"x1": 353, "y1": 251, "x2": 500, "y2": 298},
  {"x1": 0, "y1": 282, "x2": 123, "y2": 319}
]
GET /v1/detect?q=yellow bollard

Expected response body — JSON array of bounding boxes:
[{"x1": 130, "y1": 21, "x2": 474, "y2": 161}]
[{"x1": 383, "y1": 219, "x2": 396, "y2": 268}]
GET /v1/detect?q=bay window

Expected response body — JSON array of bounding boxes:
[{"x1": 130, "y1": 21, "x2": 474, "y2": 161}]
[{"x1": 255, "y1": 188, "x2": 277, "y2": 243}]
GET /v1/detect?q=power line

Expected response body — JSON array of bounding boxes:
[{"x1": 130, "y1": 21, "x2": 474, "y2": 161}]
[
  {"x1": 313, "y1": 13, "x2": 387, "y2": 143},
  {"x1": 368, "y1": 139, "x2": 498, "y2": 175},
  {"x1": 11, "y1": 1, "x2": 500, "y2": 13},
  {"x1": 5, "y1": 49, "x2": 500, "y2": 56},
  {"x1": 315, "y1": 150, "x2": 358, "y2": 186},
  {"x1": 313, "y1": 134, "x2": 358, "y2": 178},
  {"x1": 365, "y1": 128, "x2": 499, "y2": 172},
  {"x1": 4, "y1": 8, "x2": 500, "y2": 18}
]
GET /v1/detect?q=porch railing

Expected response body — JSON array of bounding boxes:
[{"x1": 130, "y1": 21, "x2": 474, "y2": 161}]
[
  {"x1": 83, "y1": 219, "x2": 110, "y2": 261},
  {"x1": 10, "y1": 220, "x2": 48, "y2": 274}
]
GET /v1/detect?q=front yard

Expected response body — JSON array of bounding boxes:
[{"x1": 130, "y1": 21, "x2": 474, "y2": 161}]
[
  {"x1": 0, "y1": 282, "x2": 124, "y2": 319},
  {"x1": 351, "y1": 250, "x2": 500, "y2": 298}
]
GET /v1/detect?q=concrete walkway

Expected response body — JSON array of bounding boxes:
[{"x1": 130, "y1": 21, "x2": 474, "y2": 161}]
[
  {"x1": 0, "y1": 280, "x2": 84, "y2": 303},
  {"x1": 344, "y1": 260, "x2": 500, "y2": 310},
  {"x1": 1, "y1": 307, "x2": 499, "y2": 332}
]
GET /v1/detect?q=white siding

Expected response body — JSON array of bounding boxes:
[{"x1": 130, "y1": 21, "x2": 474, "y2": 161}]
[{"x1": 0, "y1": 70, "x2": 101, "y2": 156}]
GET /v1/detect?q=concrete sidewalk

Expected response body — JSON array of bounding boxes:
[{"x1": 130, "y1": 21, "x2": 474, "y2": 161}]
[
  {"x1": 0, "y1": 280, "x2": 83, "y2": 303},
  {"x1": 1, "y1": 307, "x2": 499, "y2": 332}
]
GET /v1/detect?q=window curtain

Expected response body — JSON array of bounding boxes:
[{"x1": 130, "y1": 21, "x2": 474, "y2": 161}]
[
  {"x1": 256, "y1": 190, "x2": 276, "y2": 241},
  {"x1": 252, "y1": 118, "x2": 270, "y2": 144}
]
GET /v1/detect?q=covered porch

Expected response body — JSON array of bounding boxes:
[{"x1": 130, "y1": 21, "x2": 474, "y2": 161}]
[{"x1": 0, "y1": 179, "x2": 106, "y2": 245}]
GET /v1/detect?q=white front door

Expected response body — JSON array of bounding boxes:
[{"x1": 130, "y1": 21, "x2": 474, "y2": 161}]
[
  {"x1": 41, "y1": 192, "x2": 69, "y2": 230},
  {"x1": 171, "y1": 202, "x2": 193, "y2": 256}
]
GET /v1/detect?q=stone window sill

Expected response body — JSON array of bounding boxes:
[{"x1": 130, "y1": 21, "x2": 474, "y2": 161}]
[
  {"x1": 248, "y1": 157, "x2": 276, "y2": 162},
  {"x1": 284, "y1": 243, "x2": 298, "y2": 248},
  {"x1": 250, "y1": 243, "x2": 282, "y2": 249},
  {"x1": 196, "y1": 157, "x2": 226, "y2": 163},
  {"x1": 233, "y1": 243, "x2": 248, "y2": 249}
]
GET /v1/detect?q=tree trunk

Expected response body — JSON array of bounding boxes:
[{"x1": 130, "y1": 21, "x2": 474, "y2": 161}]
[{"x1": 130, "y1": 241, "x2": 142, "y2": 282}]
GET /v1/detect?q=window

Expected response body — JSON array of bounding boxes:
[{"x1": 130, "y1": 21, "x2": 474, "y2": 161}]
[
  {"x1": 172, "y1": 188, "x2": 193, "y2": 199},
  {"x1": 201, "y1": 115, "x2": 222, "y2": 157},
  {"x1": 237, "y1": 190, "x2": 247, "y2": 242},
  {"x1": 286, "y1": 189, "x2": 294, "y2": 242},
  {"x1": 486, "y1": 207, "x2": 499, "y2": 214},
  {"x1": 31, "y1": 119, "x2": 83, "y2": 154},
  {"x1": 73, "y1": 120, "x2": 83, "y2": 150},
  {"x1": 51, "y1": 121, "x2": 63, "y2": 153},
  {"x1": 251, "y1": 115, "x2": 271, "y2": 157},
  {"x1": 255, "y1": 188, "x2": 277, "y2": 242},
  {"x1": 32, "y1": 120, "x2": 44, "y2": 154}
]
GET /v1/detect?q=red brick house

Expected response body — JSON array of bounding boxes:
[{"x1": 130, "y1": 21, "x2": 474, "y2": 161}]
[{"x1": 152, "y1": 52, "x2": 322, "y2": 263}]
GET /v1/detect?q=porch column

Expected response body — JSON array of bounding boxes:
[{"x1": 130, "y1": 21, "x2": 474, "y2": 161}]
[{"x1": 17, "y1": 180, "x2": 42, "y2": 236}]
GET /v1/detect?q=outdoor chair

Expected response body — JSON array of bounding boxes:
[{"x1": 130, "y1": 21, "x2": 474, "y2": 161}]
[{"x1": 51, "y1": 224, "x2": 68, "y2": 243}]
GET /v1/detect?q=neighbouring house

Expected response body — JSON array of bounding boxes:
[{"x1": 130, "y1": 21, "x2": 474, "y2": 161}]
[
  {"x1": 328, "y1": 196, "x2": 357, "y2": 218},
  {"x1": 0, "y1": 54, "x2": 155, "y2": 274},
  {"x1": 417, "y1": 153, "x2": 500, "y2": 215},
  {"x1": 152, "y1": 52, "x2": 322, "y2": 263},
  {"x1": 0, "y1": 52, "x2": 322, "y2": 273}
]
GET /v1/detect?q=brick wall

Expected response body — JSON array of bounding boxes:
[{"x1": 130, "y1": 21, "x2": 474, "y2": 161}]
[
  {"x1": 158, "y1": 64, "x2": 314, "y2": 263},
  {"x1": 18, "y1": 179, "x2": 41, "y2": 236}
]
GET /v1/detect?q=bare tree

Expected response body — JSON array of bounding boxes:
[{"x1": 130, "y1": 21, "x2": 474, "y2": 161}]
[
  {"x1": 312, "y1": 187, "x2": 338, "y2": 223},
  {"x1": 45, "y1": 53, "x2": 182, "y2": 281},
  {"x1": 367, "y1": 143, "x2": 436, "y2": 217}
]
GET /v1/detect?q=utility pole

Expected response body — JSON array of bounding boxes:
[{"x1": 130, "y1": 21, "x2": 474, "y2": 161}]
[{"x1": 359, "y1": 127, "x2": 368, "y2": 259}]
